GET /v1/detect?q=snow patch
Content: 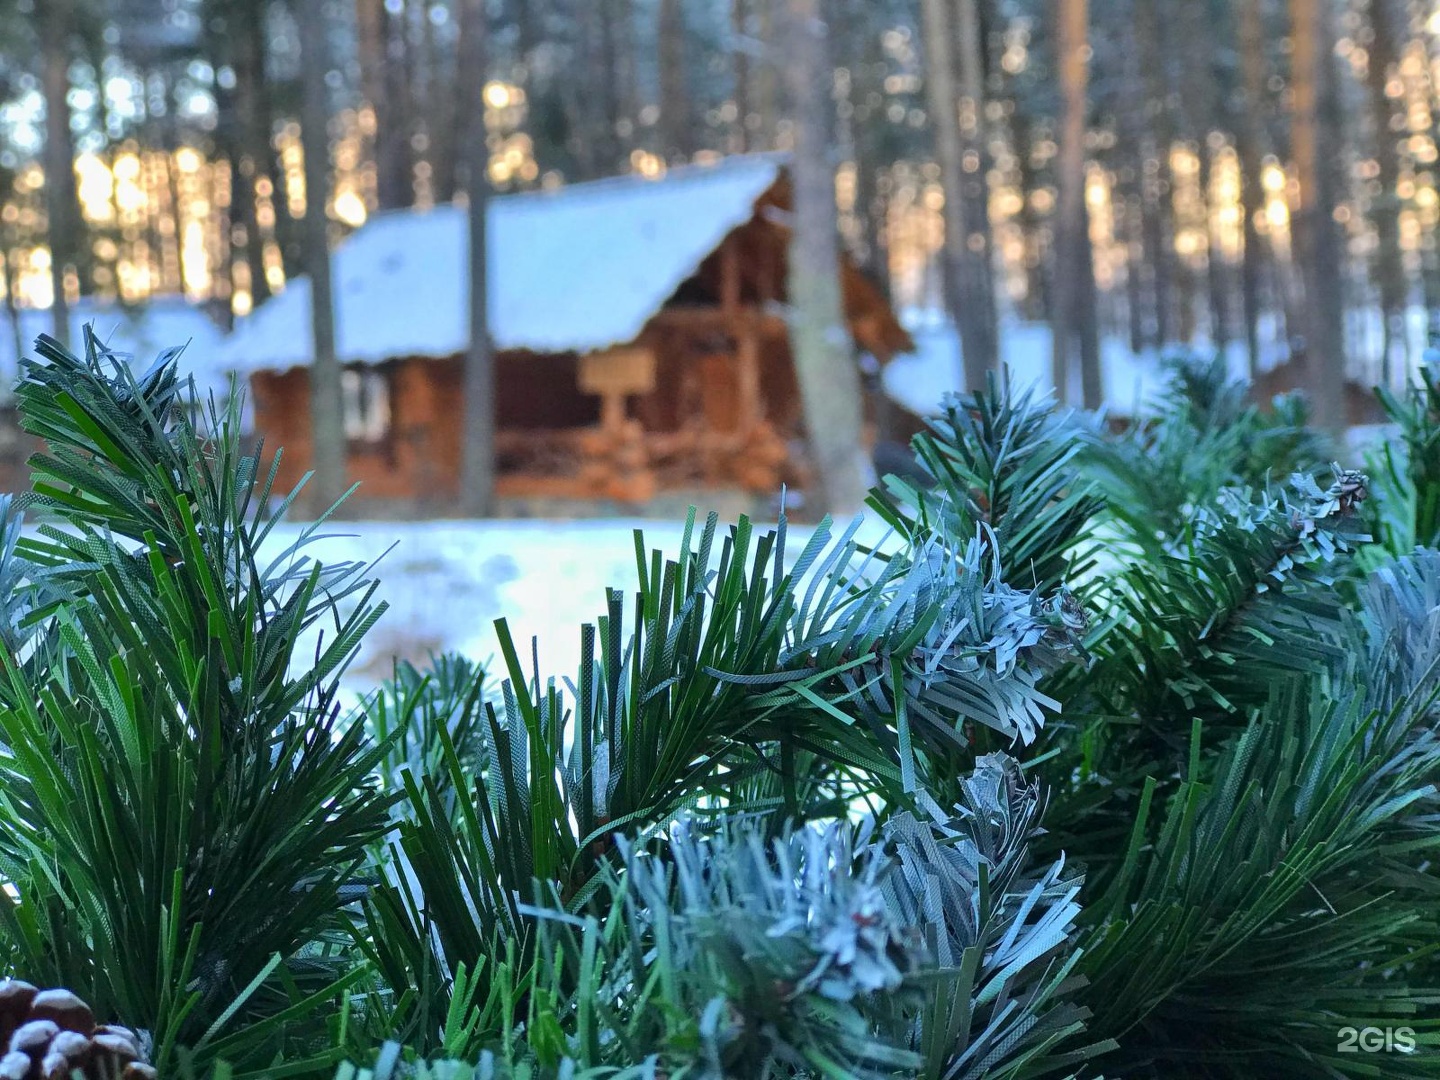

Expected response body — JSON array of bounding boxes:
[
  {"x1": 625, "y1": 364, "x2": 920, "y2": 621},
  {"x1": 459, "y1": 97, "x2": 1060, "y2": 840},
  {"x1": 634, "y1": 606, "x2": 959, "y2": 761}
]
[{"x1": 258, "y1": 515, "x2": 895, "y2": 695}]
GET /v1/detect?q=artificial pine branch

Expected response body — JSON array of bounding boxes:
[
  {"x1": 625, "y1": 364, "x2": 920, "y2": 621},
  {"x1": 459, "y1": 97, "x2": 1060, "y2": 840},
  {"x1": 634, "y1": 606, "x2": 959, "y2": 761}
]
[{"x1": 0, "y1": 334, "x2": 397, "y2": 1074}]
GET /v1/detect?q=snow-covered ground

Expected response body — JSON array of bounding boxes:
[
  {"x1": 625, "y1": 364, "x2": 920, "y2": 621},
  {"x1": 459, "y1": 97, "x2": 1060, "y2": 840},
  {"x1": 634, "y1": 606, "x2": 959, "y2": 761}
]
[
  {"x1": 882, "y1": 313, "x2": 1295, "y2": 421},
  {"x1": 881, "y1": 309, "x2": 1431, "y2": 422},
  {"x1": 884, "y1": 320, "x2": 1154, "y2": 419},
  {"x1": 261, "y1": 515, "x2": 899, "y2": 696}
]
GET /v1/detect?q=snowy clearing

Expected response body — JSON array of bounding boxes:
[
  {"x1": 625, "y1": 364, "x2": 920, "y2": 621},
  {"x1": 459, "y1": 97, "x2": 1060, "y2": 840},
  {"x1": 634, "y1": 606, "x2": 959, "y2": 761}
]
[{"x1": 260, "y1": 513, "x2": 899, "y2": 695}]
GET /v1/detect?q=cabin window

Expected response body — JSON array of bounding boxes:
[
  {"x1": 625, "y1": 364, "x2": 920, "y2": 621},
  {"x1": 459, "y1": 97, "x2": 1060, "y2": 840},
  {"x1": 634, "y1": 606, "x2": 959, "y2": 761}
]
[{"x1": 342, "y1": 368, "x2": 392, "y2": 443}]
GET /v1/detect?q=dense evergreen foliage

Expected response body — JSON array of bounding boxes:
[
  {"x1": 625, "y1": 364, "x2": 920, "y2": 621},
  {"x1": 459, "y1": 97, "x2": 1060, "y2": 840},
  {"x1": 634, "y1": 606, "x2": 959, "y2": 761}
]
[{"x1": 2, "y1": 336, "x2": 1440, "y2": 1078}]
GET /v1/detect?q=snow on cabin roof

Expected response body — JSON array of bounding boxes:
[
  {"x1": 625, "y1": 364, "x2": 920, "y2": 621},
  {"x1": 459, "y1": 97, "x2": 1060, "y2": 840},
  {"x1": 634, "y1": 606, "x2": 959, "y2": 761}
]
[
  {"x1": 1, "y1": 295, "x2": 230, "y2": 397},
  {"x1": 220, "y1": 154, "x2": 790, "y2": 374}
]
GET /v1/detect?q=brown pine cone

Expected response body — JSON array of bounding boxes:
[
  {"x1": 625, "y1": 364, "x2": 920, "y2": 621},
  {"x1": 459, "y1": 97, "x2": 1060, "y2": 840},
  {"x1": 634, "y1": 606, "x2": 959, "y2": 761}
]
[{"x1": 0, "y1": 981, "x2": 155, "y2": 1079}]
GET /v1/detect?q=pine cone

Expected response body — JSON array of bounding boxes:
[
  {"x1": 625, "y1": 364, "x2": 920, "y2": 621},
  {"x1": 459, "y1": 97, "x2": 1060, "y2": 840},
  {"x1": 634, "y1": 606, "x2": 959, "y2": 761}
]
[{"x1": 0, "y1": 981, "x2": 155, "y2": 1080}]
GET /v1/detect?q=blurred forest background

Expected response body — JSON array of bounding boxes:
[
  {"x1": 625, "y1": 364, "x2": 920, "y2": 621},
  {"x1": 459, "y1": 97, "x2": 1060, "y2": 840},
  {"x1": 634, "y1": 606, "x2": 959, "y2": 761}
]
[{"x1": 3, "y1": 0, "x2": 1435, "y2": 436}]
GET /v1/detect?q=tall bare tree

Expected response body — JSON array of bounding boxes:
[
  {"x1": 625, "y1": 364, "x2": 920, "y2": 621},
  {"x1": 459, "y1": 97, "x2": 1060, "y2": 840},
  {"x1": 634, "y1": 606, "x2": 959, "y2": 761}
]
[
  {"x1": 355, "y1": 0, "x2": 388, "y2": 200},
  {"x1": 754, "y1": 1, "x2": 779, "y2": 149},
  {"x1": 610, "y1": 0, "x2": 639, "y2": 162},
  {"x1": 2, "y1": 207, "x2": 24, "y2": 376},
  {"x1": 1179, "y1": 0, "x2": 1228, "y2": 347},
  {"x1": 1237, "y1": 0, "x2": 1270, "y2": 375},
  {"x1": 426, "y1": 5, "x2": 462, "y2": 200},
  {"x1": 600, "y1": 0, "x2": 632, "y2": 168},
  {"x1": 921, "y1": 0, "x2": 997, "y2": 389},
  {"x1": 360, "y1": 0, "x2": 412, "y2": 209},
  {"x1": 732, "y1": 0, "x2": 752, "y2": 152},
  {"x1": 843, "y1": 0, "x2": 890, "y2": 286},
  {"x1": 512, "y1": 0, "x2": 540, "y2": 62},
  {"x1": 658, "y1": 0, "x2": 694, "y2": 162},
  {"x1": 783, "y1": 0, "x2": 868, "y2": 513},
  {"x1": 1005, "y1": 77, "x2": 1047, "y2": 319},
  {"x1": 1418, "y1": 0, "x2": 1440, "y2": 322},
  {"x1": 297, "y1": 0, "x2": 346, "y2": 510},
  {"x1": 1051, "y1": 0, "x2": 1101, "y2": 407},
  {"x1": 412, "y1": 0, "x2": 446, "y2": 198},
  {"x1": 439, "y1": 0, "x2": 493, "y2": 199},
  {"x1": 565, "y1": 0, "x2": 629, "y2": 179},
  {"x1": 1116, "y1": 0, "x2": 1150, "y2": 352},
  {"x1": 573, "y1": 0, "x2": 606, "y2": 178},
  {"x1": 1290, "y1": 0, "x2": 1347, "y2": 432},
  {"x1": 1135, "y1": 0, "x2": 1175, "y2": 346},
  {"x1": 38, "y1": 0, "x2": 80, "y2": 348},
  {"x1": 1365, "y1": 0, "x2": 1408, "y2": 383},
  {"x1": 206, "y1": 0, "x2": 274, "y2": 311},
  {"x1": 458, "y1": 0, "x2": 495, "y2": 516},
  {"x1": 955, "y1": 0, "x2": 1000, "y2": 360}
]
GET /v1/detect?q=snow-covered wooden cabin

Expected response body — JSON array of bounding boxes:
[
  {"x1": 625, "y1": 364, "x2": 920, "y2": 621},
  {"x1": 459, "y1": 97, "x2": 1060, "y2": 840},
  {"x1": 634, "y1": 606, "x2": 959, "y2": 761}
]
[{"x1": 216, "y1": 154, "x2": 911, "y2": 507}]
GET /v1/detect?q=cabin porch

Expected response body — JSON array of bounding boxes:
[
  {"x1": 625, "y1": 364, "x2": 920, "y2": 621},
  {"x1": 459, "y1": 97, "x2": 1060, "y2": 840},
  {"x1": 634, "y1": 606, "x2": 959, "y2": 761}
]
[{"x1": 249, "y1": 318, "x2": 811, "y2": 509}]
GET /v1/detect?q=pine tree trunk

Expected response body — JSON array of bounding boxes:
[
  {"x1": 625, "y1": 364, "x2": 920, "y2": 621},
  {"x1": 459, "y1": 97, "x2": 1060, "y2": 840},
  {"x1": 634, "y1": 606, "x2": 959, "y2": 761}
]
[
  {"x1": 0, "y1": 233, "x2": 19, "y2": 458},
  {"x1": 373, "y1": 2, "x2": 412, "y2": 208},
  {"x1": 783, "y1": 0, "x2": 868, "y2": 514},
  {"x1": 573, "y1": 0, "x2": 606, "y2": 179},
  {"x1": 205, "y1": 16, "x2": 235, "y2": 307},
  {"x1": 356, "y1": 0, "x2": 386, "y2": 176},
  {"x1": 733, "y1": 0, "x2": 751, "y2": 152},
  {"x1": 209, "y1": 6, "x2": 263, "y2": 314},
  {"x1": 514, "y1": 0, "x2": 540, "y2": 61},
  {"x1": 834, "y1": 58, "x2": 860, "y2": 260},
  {"x1": 1116, "y1": 7, "x2": 1151, "y2": 352},
  {"x1": 1079, "y1": 205, "x2": 1103, "y2": 407},
  {"x1": 755, "y1": 1, "x2": 779, "y2": 150},
  {"x1": 1417, "y1": 0, "x2": 1440, "y2": 328},
  {"x1": 2, "y1": 234, "x2": 25, "y2": 376},
  {"x1": 956, "y1": 0, "x2": 1001, "y2": 369},
  {"x1": 1051, "y1": 0, "x2": 1091, "y2": 404},
  {"x1": 443, "y1": 0, "x2": 489, "y2": 197},
  {"x1": 1125, "y1": 193, "x2": 1146, "y2": 353},
  {"x1": 262, "y1": 3, "x2": 303, "y2": 274},
  {"x1": 864, "y1": 167, "x2": 887, "y2": 292},
  {"x1": 425, "y1": 1, "x2": 461, "y2": 202},
  {"x1": 1290, "y1": 0, "x2": 1347, "y2": 433},
  {"x1": 659, "y1": 0, "x2": 694, "y2": 162},
  {"x1": 298, "y1": 0, "x2": 346, "y2": 511},
  {"x1": 38, "y1": 0, "x2": 78, "y2": 347},
  {"x1": 1135, "y1": 0, "x2": 1175, "y2": 346},
  {"x1": 1365, "y1": 0, "x2": 1407, "y2": 385},
  {"x1": 354, "y1": 0, "x2": 388, "y2": 203},
  {"x1": 1238, "y1": 0, "x2": 1269, "y2": 376},
  {"x1": 599, "y1": 0, "x2": 628, "y2": 169},
  {"x1": 1199, "y1": 150, "x2": 1228, "y2": 347},
  {"x1": 439, "y1": 0, "x2": 491, "y2": 201},
  {"x1": 849, "y1": 0, "x2": 889, "y2": 284},
  {"x1": 611, "y1": 0, "x2": 639, "y2": 162},
  {"x1": 233, "y1": 0, "x2": 274, "y2": 305},
  {"x1": 1179, "y1": 0, "x2": 1228, "y2": 349},
  {"x1": 161, "y1": 74, "x2": 194, "y2": 298},
  {"x1": 921, "y1": 0, "x2": 996, "y2": 389},
  {"x1": 418, "y1": 0, "x2": 453, "y2": 200},
  {"x1": 459, "y1": 0, "x2": 495, "y2": 517},
  {"x1": 408, "y1": 0, "x2": 431, "y2": 188},
  {"x1": 1008, "y1": 101, "x2": 1046, "y2": 320},
  {"x1": 856, "y1": 158, "x2": 885, "y2": 285},
  {"x1": 922, "y1": 0, "x2": 963, "y2": 351}
]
